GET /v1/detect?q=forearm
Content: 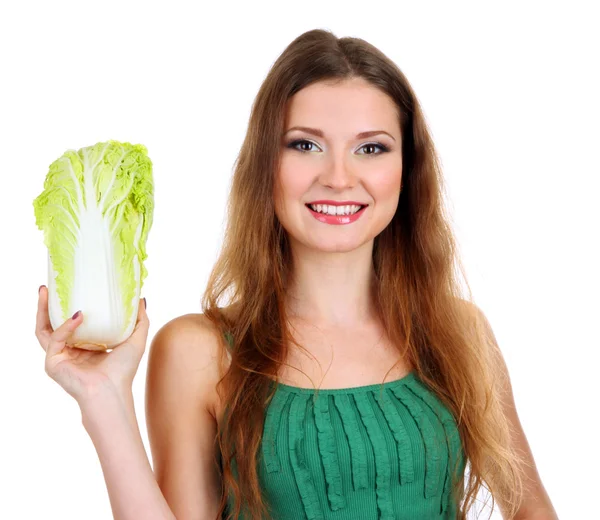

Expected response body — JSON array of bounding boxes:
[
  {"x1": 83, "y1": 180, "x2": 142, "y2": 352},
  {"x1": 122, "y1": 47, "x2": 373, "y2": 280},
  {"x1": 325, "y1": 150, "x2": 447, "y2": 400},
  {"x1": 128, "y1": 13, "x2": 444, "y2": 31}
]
[{"x1": 80, "y1": 385, "x2": 176, "y2": 520}]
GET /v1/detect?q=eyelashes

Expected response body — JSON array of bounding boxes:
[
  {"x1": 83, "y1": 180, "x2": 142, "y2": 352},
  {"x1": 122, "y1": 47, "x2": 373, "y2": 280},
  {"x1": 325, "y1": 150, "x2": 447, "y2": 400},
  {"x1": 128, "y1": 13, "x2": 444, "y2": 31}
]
[{"x1": 286, "y1": 139, "x2": 390, "y2": 156}]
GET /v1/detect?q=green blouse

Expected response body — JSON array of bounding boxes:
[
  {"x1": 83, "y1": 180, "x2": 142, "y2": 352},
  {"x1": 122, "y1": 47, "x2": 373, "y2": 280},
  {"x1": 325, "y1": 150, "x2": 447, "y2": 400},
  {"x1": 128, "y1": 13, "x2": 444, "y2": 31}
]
[{"x1": 223, "y1": 335, "x2": 466, "y2": 519}]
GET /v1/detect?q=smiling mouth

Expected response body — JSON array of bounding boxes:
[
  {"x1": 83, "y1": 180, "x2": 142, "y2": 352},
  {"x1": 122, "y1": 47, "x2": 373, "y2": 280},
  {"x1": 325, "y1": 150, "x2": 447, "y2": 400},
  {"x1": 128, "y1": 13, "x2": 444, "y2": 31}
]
[{"x1": 305, "y1": 203, "x2": 368, "y2": 216}]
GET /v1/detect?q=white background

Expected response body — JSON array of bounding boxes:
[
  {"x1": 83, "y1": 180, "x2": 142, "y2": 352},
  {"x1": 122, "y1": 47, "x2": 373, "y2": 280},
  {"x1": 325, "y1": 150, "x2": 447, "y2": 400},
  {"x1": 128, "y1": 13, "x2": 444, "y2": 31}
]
[{"x1": 1, "y1": 1, "x2": 598, "y2": 518}]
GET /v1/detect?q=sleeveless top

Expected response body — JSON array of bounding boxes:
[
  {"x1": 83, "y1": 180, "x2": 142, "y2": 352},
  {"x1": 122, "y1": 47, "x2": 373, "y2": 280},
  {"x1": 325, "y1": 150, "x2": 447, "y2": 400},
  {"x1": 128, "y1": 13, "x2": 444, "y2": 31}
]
[{"x1": 222, "y1": 332, "x2": 466, "y2": 519}]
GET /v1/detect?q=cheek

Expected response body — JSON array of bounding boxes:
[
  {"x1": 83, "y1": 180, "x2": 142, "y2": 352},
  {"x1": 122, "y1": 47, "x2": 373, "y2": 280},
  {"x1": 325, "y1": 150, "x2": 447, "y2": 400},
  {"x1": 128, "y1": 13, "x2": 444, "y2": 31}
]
[
  {"x1": 275, "y1": 170, "x2": 306, "y2": 224},
  {"x1": 276, "y1": 165, "x2": 311, "y2": 205},
  {"x1": 369, "y1": 167, "x2": 402, "y2": 200}
]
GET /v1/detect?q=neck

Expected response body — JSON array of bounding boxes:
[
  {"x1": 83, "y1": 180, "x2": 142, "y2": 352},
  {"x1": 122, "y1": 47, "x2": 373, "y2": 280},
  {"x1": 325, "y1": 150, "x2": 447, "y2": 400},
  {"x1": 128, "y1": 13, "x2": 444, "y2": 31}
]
[{"x1": 284, "y1": 237, "x2": 378, "y2": 328}]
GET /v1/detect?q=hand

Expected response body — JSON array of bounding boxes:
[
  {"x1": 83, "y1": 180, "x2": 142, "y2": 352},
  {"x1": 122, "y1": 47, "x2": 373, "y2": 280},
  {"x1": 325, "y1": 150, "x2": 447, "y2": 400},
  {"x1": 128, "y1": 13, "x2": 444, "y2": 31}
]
[{"x1": 35, "y1": 285, "x2": 150, "y2": 405}]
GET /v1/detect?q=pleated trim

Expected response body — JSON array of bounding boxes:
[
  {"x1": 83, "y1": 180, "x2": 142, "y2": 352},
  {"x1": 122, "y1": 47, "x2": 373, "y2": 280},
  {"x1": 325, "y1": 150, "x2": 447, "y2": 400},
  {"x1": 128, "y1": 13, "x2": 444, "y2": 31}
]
[
  {"x1": 262, "y1": 389, "x2": 289, "y2": 473},
  {"x1": 354, "y1": 393, "x2": 395, "y2": 520},
  {"x1": 390, "y1": 383, "x2": 442, "y2": 499},
  {"x1": 314, "y1": 395, "x2": 346, "y2": 511},
  {"x1": 403, "y1": 377, "x2": 465, "y2": 514},
  {"x1": 333, "y1": 394, "x2": 369, "y2": 491},
  {"x1": 263, "y1": 373, "x2": 465, "y2": 519},
  {"x1": 374, "y1": 387, "x2": 416, "y2": 486},
  {"x1": 288, "y1": 394, "x2": 324, "y2": 520}
]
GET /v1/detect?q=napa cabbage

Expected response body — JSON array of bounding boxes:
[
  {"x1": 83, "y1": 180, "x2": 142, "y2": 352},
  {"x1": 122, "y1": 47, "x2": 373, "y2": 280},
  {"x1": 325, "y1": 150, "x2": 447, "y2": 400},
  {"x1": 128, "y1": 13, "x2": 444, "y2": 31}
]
[{"x1": 33, "y1": 140, "x2": 154, "y2": 350}]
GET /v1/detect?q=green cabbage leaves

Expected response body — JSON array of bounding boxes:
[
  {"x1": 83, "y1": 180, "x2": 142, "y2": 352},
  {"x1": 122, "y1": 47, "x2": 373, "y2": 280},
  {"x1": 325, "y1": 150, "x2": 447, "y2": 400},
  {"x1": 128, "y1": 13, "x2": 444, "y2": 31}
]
[{"x1": 33, "y1": 140, "x2": 154, "y2": 349}]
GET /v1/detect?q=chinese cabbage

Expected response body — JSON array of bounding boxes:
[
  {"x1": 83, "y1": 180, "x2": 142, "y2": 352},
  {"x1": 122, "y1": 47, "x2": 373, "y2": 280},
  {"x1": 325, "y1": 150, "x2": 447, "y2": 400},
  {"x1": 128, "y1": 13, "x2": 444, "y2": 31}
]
[{"x1": 33, "y1": 140, "x2": 154, "y2": 350}]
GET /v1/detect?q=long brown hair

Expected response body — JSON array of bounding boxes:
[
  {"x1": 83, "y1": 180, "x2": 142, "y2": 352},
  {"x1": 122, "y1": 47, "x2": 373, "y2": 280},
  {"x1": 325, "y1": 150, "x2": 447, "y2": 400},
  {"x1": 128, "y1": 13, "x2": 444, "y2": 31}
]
[{"x1": 202, "y1": 28, "x2": 525, "y2": 519}]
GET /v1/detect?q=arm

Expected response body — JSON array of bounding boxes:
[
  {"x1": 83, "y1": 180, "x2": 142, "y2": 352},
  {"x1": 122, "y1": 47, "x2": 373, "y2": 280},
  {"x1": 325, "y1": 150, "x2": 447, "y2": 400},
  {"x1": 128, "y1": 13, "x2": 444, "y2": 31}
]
[
  {"x1": 80, "y1": 385, "x2": 176, "y2": 520},
  {"x1": 145, "y1": 314, "x2": 224, "y2": 520},
  {"x1": 36, "y1": 286, "x2": 173, "y2": 520},
  {"x1": 471, "y1": 304, "x2": 558, "y2": 520}
]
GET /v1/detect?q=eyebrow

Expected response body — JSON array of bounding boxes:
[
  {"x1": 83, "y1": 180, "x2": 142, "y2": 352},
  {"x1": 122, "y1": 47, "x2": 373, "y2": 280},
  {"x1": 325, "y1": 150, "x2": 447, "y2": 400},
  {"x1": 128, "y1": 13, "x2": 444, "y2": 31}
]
[{"x1": 284, "y1": 126, "x2": 396, "y2": 142}]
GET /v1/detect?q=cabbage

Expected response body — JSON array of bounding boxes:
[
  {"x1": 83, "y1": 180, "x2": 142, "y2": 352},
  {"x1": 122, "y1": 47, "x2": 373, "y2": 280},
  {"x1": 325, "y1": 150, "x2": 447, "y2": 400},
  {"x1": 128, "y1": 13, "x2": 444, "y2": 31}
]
[{"x1": 33, "y1": 140, "x2": 154, "y2": 350}]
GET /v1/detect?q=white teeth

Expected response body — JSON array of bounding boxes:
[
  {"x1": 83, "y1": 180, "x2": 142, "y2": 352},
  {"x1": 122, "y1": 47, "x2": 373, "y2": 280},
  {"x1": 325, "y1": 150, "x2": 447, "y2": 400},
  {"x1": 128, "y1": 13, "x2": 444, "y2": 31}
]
[{"x1": 308, "y1": 204, "x2": 363, "y2": 216}]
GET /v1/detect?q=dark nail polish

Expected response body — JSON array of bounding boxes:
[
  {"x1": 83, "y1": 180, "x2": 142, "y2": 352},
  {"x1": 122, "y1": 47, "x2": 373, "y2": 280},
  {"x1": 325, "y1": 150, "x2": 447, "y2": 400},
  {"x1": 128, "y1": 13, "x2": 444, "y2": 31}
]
[
  {"x1": 143, "y1": 298, "x2": 147, "y2": 310},
  {"x1": 72, "y1": 311, "x2": 81, "y2": 320}
]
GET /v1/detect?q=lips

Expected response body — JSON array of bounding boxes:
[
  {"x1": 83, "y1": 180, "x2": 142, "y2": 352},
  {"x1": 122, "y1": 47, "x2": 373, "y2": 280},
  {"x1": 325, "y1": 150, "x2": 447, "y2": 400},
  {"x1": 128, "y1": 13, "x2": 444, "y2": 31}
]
[{"x1": 305, "y1": 203, "x2": 368, "y2": 225}]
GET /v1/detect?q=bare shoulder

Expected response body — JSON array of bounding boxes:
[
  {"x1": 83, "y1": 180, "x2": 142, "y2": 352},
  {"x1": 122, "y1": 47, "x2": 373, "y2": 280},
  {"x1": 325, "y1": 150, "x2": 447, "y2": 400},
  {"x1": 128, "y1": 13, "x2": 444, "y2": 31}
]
[
  {"x1": 151, "y1": 312, "x2": 224, "y2": 354},
  {"x1": 454, "y1": 298, "x2": 493, "y2": 337},
  {"x1": 144, "y1": 312, "x2": 229, "y2": 518},
  {"x1": 454, "y1": 297, "x2": 480, "y2": 320},
  {"x1": 146, "y1": 313, "x2": 227, "y2": 419}
]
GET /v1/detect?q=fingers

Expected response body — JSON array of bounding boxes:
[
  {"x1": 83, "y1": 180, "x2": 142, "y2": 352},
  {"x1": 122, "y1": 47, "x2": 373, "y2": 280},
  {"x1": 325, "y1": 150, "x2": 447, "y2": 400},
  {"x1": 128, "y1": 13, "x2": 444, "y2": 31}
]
[
  {"x1": 36, "y1": 287, "x2": 148, "y2": 358},
  {"x1": 45, "y1": 310, "x2": 83, "y2": 359},
  {"x1": 36, "y1": 286, "x2": 52, "y2": 351}
]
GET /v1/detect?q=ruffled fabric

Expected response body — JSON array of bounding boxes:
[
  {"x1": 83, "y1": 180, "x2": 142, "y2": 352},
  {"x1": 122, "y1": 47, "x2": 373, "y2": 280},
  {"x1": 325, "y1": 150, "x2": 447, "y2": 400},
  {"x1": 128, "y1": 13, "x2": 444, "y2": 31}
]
[
  {"x1": 288, "y1": 394, "x2": 324, "y2": 520},
  {"x1": 404, "y1": 377, "x2": 465, "y2": 514},
  {"x1": 258, "y1": 373, "x2": 464, "y2": 520},
  {"x1": 374, "y1": 387, "x2": 416, "y2": 486},
  {"x1": 390, "y1": 383, "x2": 443, "y2": 499},
  {"x1": 225, "y1": 327, "x2": 465, "y2": 518},
  {"x1": 333, "y1": 394, "x2": 369, "y2": 491},
  {"x1": 313, "y1": 394, "x2": 346, "y2": 511},
  {"x1": 262, "y1": 389, "x2": 289, "y2": 473},
  {"x1": 354, "y1": 393, "x2": 395, "y2": 520}
]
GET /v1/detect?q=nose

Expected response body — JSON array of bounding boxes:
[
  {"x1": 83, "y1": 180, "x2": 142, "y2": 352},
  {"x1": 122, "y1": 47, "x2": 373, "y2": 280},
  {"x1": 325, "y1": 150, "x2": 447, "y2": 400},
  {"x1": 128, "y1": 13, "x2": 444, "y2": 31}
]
[{"x1": 319, "y1": 153, "x2": 357, "y2": 190}]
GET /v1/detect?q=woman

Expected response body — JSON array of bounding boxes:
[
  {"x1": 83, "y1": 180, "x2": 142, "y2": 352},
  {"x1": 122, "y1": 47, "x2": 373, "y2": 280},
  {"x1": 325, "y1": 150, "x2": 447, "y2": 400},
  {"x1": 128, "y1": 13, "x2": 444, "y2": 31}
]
[{"x1": 35, "y1": 29, "x2": 557, "y2": 520}]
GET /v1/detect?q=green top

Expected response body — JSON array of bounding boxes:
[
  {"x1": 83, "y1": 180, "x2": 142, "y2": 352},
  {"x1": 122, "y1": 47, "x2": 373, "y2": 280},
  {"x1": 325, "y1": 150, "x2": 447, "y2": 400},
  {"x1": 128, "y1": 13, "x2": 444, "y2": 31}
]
[{"x1": 223, "y1": 333, "x2": 466, "y2": 519}]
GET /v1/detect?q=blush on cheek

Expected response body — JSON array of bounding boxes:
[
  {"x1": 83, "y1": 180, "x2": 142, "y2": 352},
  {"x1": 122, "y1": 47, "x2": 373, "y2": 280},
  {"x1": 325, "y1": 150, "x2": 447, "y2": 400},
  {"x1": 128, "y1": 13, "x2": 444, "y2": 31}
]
[{"x1": 368, "y1": 175, "x2": 401, "y2": 201}]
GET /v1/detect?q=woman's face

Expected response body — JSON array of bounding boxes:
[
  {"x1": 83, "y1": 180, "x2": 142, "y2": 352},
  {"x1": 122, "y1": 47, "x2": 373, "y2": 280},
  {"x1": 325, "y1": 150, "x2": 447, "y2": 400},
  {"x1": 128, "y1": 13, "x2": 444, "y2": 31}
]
[{"x1": 275, "y1": 77, "x2": 403, "y2": 254}]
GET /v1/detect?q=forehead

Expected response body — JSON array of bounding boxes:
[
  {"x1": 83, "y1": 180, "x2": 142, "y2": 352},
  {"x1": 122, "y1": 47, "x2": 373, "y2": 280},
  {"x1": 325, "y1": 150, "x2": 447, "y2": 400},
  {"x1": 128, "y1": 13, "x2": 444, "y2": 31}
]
[{"x1": 284, "y1": 78, "x2": 400, "y2": 136}]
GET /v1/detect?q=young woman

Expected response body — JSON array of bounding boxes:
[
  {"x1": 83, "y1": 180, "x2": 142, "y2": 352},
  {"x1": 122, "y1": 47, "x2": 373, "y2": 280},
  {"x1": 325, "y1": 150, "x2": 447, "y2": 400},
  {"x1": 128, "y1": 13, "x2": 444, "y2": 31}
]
[{"x1": 35, "y1": 29, "x2": 557, "y2": 520}]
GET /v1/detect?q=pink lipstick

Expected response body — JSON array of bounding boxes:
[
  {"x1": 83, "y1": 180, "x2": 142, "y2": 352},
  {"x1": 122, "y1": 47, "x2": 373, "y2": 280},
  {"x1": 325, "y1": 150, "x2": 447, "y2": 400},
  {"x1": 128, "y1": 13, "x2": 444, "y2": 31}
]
[{"x1": 305, "y1": 201, "x2": 368, "y2": 225}]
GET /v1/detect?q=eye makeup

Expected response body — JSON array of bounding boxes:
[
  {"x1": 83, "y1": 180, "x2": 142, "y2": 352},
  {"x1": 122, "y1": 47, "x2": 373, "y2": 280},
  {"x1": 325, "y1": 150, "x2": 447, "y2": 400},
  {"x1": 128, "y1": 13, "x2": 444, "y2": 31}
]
[{"x1": 286, "y1": 139, "x2": 390, "y2": 155}]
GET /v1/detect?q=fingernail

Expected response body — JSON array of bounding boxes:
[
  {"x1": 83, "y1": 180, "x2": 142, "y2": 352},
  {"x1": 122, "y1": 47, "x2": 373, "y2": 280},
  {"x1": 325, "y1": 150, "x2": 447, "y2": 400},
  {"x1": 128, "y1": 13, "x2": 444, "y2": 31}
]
[
  {"x1": 38, "y1": 285, "x2": 43, "y2": 294},
  {"x1": 143, "y1": 297, "x2": 147, "y2": 310},
  {"x1": 72, "y1": 311, "x2": 81, "y2": 320}
]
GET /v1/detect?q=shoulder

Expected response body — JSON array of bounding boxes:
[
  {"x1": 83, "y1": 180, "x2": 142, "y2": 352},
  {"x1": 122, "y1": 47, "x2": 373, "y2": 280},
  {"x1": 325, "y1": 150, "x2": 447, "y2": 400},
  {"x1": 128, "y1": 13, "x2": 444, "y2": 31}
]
[
  {"x1": 454, "y1": 298, "x2": 496, "y2": 340},
  {"x1": 146, "y1": 312, "x2": 229, "y2": 420},
  {"x1": 145, "y1": 313, "x2": 228, "y2": 517},
  {"x1": 454, "y1": 297, "x2": 481, "y2": 320},
  {"x1": 453, "y1": 299, "x2": 515, "y2": 405},
  {"x1": 149, "y1": 313, "x2": 225, "y2": 368},
  {"x1": 152, "y1": 312, "x2": 224, "y2": 350}
]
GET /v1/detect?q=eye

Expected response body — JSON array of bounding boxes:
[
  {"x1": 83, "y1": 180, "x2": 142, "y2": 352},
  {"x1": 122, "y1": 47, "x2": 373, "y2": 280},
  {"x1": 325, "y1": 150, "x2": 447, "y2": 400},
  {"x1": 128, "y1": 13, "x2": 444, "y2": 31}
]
[
  {"x1": 287, "y1": 139, "x2": 320, "y2": 153},
  {"x1": 356, "y1": 143, "x2": 390, "y2": 155},
  {"x1": 286, "y1": 139, "x2": 390, "y2": 155}
]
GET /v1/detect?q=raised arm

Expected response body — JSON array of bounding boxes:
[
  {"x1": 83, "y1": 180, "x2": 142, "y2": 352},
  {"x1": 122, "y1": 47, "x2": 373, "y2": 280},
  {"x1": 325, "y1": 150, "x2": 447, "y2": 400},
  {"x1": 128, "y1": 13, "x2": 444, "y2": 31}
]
[
  {"x1": 35, "y1": 285, "x2": 177, "y2": 520},
  {"x1": 76, "y1": 312, "x2": 224, "y2": 520},
  {"x1": 80, "y1": 385, "x2": 177, "y2": 520}
]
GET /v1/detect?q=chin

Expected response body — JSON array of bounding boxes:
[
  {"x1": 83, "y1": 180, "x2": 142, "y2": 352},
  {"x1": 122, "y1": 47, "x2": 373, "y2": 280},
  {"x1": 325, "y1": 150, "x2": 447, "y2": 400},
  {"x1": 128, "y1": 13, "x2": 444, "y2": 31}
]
[{"x1": 305, "y1": 236, "x2": 371, "y2": 254}]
